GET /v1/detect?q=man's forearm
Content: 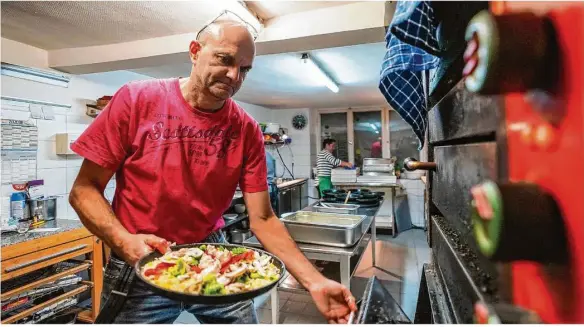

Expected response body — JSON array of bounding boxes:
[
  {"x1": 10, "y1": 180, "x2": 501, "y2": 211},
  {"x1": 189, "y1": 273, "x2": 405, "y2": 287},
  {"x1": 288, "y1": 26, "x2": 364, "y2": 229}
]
[
  {"x1": 69, "y1": 184, "x2": 130, "y2": 252},
  {"x1": 251, "y1": 216, "x2": 326, "y2": 290}
]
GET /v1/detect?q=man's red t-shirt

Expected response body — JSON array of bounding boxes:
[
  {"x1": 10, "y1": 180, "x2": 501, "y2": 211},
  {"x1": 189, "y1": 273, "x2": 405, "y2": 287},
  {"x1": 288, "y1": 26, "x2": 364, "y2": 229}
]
[{"x1": 71, "y1": 78, "x2": 268, "y2": 244}]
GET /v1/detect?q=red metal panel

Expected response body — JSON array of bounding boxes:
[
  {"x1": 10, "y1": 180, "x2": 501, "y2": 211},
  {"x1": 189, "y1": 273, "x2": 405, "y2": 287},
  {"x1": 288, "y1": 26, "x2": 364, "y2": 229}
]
[{"x1": 502, "y1": 5, "x2": 584, "y2": 323}]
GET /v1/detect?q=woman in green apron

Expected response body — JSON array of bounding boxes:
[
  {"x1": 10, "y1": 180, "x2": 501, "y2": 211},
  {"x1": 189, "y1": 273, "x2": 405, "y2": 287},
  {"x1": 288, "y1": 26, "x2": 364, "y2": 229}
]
[{"x1": 316, "y1": 138, "x2": 353, "y2": 197}]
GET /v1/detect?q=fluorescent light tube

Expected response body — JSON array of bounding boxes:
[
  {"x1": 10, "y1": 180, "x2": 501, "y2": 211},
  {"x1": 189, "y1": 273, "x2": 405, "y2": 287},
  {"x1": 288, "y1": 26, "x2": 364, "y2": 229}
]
[{"x1": 301, "y1": 53, "x2": 339, "y2": 93}]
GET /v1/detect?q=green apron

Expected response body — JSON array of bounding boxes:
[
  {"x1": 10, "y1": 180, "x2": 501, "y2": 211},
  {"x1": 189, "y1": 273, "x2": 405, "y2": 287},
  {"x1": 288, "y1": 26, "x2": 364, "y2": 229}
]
[{"x1": 318, "y1": 176, "x2": 333, "y2": 197}]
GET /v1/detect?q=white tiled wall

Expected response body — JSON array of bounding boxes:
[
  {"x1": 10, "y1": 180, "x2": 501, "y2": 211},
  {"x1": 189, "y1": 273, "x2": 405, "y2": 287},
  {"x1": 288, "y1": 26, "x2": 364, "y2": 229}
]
[
  {"x1": 398, "y1": 178, "x2": 425, "y2": 227},
  {"x1": 1, "y1": 70, "x2": 276, "y2": 220},
  {"x1": 269, "y1": 109, "x2": 312, "y2": 179},
  {"x1": 1, "y1": 71, "x2": 149, "y2": 220}
]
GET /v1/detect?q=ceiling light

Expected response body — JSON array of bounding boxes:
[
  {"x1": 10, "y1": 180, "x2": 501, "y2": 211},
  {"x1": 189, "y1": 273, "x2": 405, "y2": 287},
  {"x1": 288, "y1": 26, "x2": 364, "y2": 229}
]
[{"x1": 301, "y1": 53, "x2": 339, "y2": 93}]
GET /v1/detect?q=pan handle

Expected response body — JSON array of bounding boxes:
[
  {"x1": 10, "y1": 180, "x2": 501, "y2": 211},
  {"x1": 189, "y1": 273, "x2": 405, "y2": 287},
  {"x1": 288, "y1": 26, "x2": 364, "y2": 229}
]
[{"x1": 348, "y1": 299, "x2": 363, "y2": 324}]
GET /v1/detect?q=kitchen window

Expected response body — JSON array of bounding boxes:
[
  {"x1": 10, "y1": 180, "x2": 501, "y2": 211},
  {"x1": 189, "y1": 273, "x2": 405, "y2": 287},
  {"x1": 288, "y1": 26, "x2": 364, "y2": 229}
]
[{"x1": 315, "y1": 107, "x2": 420, "y2": 167}]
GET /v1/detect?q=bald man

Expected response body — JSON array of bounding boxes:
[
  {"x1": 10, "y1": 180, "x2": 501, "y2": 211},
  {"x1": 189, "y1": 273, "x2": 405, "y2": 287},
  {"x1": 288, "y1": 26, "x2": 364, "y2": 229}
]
[{"x1": 70, "y1": 20, "x2": 357, "y2": 324}]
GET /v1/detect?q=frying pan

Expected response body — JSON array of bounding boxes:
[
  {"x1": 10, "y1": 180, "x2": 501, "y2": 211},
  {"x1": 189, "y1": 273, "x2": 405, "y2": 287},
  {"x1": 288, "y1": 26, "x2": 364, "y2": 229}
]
[
  {"x1": 135, "y1": 243, "x2": 285, "y2": 305},
  {"x1": 356, "y1": 198, "x2": 379, "y2": 205}
]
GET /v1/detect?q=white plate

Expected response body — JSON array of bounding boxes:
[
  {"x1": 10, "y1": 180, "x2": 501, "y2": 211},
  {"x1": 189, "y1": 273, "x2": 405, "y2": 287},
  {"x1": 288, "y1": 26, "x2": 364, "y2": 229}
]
[{"x1": 280, "y1": 212, "x2": 294, "y2": 218}]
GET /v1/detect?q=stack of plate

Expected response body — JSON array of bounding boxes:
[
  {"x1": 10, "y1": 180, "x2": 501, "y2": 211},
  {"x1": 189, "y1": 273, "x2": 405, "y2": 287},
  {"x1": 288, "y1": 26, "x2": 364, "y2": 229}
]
[
  {"x1": 331, "y1": 167, "x2": 360, "y2": 183},
  {"x1": 357, "y1": 175, "x2": 397, "y2": 184}
]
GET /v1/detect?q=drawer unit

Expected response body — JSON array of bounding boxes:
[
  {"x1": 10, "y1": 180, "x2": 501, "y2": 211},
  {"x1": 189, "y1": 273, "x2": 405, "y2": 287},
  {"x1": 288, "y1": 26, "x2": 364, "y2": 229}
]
[
  {"x1": 1, "y1": 236, "x2": 94, "y2": 281},
  {"x1": 1, "y1": 227, "x2": 103, "y2": 323}
]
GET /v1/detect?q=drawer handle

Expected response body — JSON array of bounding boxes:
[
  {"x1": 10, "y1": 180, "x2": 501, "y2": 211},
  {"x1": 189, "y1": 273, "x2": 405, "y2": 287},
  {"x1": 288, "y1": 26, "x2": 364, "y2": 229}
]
[
  {"x1": 403, "y1": 157, "x2": 437, "y2": 171},
  {"x1": 4, "y1": 244, "x2": 88, "y2": 273}
]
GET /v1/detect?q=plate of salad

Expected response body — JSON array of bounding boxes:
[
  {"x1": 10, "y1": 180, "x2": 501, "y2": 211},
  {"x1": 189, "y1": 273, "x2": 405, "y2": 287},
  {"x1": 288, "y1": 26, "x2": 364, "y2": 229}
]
[{"x1": 135, "y1": 243, "x2": 285, "y2": 304}]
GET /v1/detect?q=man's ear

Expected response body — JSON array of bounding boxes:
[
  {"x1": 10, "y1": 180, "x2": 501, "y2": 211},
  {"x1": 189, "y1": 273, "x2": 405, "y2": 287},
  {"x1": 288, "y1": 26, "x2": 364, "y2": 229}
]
[{"x1": 189, "y1": 41, "x2": 202, "y2": 64}]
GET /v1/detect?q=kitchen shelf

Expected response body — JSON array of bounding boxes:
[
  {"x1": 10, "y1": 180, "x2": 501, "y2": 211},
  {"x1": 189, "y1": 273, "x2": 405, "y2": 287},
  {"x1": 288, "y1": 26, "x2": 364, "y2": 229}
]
[
  {"x1": 76, "y1": 309, "x2": 94, "y2": 323},
  {"x1": 1, "y1": 225, "x2": 103, "y2": 324},
  {"x1": 1, "y1": 262, "x2": 91, "y2": 302},
  {"x1": 277, "y1": 234, "x2": 371, "y2": 294},
  {"x1": 85, "y1": 104, "x2": 103, "y2": 118},
  {"x1": 1, "y1": 284, "x2": 89, "y2": 324}
]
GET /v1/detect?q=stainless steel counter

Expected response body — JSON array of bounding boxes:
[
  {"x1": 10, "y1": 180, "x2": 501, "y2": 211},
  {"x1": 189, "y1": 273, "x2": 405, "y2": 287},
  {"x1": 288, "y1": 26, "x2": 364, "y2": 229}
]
[
  {"x1": 276, "y1": 178, "x2": 308, "y2": 190},
  {"x1": 245, "y1": 202, "x2": 381, "y2": 324},
  {"x1": 333, "y1": 182, "x2": 401, "y2": 235},
  {"x1": 333, "y1": 181, "x2": 402, "y2": 188},
  {"x1": 244, "y1": 214, "x2": 375, "y2": 257},
  {"x1": 243, "y1": 201, "x2": 381, "y2": 287}
]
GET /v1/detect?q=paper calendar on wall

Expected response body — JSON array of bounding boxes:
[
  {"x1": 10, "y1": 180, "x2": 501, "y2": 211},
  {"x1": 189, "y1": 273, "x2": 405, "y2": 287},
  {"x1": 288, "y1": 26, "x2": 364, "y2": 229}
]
[{"x1": 1, "y1": 119, "x2": 38, "y2": 185}]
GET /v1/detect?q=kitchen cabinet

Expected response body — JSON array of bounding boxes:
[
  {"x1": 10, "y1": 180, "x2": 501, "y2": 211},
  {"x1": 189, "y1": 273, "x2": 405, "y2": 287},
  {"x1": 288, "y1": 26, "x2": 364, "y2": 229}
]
[
  {"x1": 290, "y1": 185, "x2": 301, "y2": 212},
  {"x1": 276, "y1": 179, "x2": 309, "y2": 216},
  {"x1": 277, "y1": 188, "x2": 292, "y2": 216},
  {"x1": 299, "y1": 182, "x2": 309, "y2": 209}
]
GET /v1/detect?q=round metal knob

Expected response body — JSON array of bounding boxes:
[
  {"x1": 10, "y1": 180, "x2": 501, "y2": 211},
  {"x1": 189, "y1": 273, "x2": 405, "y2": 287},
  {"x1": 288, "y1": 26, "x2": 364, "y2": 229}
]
[
  {"x1": 471, "y1": 180, "x2": 567, "y2": 263},
  {"x1": 463, "y1": 10, "x2": 559, "y2": 95},
  {"x1": 403, "y1": 157, "x2": 436, "y2": 171}
]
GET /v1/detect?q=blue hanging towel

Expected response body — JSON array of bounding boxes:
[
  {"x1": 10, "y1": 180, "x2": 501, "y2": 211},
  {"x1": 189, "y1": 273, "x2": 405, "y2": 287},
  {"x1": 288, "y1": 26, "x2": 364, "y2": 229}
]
[{"x1": 379, "y1": 1, "x2": 441, "y2": 149}]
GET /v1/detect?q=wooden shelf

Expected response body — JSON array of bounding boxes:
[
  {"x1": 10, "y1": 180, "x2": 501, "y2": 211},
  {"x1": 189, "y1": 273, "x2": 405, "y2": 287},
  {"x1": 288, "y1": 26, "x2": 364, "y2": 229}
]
[
  {"x1": 1, "y1": 284, "x2": 89, "y2": 324},
  {"x1": 1, "y1": 228, "x2": 103, "y2": 324},
  {"x1": 77, "y1": 309, "x2": 94, "y2": 323},
  {"x1": 1, "y1": 262, "x2": 91, "y2": 301}
]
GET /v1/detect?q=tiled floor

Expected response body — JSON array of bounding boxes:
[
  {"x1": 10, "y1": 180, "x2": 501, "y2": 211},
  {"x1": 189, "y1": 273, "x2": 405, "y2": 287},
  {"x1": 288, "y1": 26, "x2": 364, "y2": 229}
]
[{"x1": 174, "y1": 229, "x2": 430, "y2": 324}]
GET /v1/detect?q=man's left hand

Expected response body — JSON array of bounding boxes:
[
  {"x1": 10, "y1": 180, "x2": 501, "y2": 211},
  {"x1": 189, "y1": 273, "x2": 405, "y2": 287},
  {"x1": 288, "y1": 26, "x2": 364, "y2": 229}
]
[{"x1": 309, "y1": 278, "x2": 357, "y2": 324}]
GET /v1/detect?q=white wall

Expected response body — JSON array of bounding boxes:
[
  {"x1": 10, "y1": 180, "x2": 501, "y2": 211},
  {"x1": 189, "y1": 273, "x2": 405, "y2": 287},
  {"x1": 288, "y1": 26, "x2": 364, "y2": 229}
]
[
  {"x1": 235, "y1": 101, "x2": 273, "y2": 122},
  {"x1": 1, "y1": 71, "x2": 152, "y2": 220},
  {"x1": 269, "y1": 109, "x2": 311, "y2": 179},
  {"x1": 1, "y1": 38, "x2": 49, "y2": 69},
  {"x1": 1, "y1": 38, "x2": 276, "y2": 220}
]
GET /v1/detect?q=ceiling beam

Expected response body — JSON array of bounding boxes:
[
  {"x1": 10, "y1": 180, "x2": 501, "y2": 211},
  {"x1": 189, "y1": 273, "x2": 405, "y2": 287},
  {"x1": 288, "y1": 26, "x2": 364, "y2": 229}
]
[{"x1": 48, "y1": 1, "x2": 393, "y2": 74}]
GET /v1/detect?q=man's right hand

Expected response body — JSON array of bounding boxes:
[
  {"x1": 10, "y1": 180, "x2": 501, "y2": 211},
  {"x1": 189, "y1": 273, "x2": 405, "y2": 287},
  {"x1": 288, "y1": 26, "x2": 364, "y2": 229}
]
[{"x1": 114, "y1": 233, "x2": 171, "y2": 265}]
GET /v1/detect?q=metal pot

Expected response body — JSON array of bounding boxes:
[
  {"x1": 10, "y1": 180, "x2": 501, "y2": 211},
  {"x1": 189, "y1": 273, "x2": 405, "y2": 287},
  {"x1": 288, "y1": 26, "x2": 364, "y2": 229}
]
[
  {"x1": 230, "y1": 229, "x2": 252, "y2": 244},
  {"x1": 239, "y1": 218, "x2": 250, "y2": 229},
  {"x1": 28, "y1": 196, "x2": 58, "y2": 221}
]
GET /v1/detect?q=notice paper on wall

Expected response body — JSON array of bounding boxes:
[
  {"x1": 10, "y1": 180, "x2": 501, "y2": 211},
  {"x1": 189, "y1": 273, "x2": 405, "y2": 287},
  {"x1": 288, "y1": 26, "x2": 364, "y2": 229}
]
[{"x1": 1, "y1": 119, "x2": 38, "y2": 185}]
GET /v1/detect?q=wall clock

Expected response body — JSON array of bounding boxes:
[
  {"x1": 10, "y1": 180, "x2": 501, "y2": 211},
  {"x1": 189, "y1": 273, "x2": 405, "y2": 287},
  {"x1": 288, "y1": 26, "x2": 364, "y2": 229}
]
[{"x1": 292, "y1": 114, "x2": 307, "y2": 130}]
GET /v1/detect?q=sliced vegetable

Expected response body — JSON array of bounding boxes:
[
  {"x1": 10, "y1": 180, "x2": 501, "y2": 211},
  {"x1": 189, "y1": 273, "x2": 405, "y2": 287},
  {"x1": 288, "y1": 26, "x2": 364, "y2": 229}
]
[
  {"x1": 230, "y1": 247, "x2": 248, "y2": 255},
  {"x1": 203, "y1": 282, "x2": 225, "y2": 295},
  {"x1": 141, "y1": 245, "x2": 280, "y2": 295},
  {"x1": 168, "y1": 258, "x2": 188, "y2": 276},
  {"x1": 186, "y1": 257, "x2": 199, "y2": 266},
  {"x1": 235, "y1": 273, "x2": 250, "y2": 284},
  {"x1": 203, "y1": 273, "x2": 217, "y2": 284},
  {"x1": 144, "y1": 262, "x2": 175, "y2": 277},
  {"x1": 202, "y1": 273, "x2": 226, "y2": 295}
]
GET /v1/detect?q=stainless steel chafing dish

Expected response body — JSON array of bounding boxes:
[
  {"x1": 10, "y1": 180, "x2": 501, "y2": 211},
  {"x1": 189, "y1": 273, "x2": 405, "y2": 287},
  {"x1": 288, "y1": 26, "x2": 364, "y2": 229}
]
[
  {"x1": 280, "y1": 211, "x2": 366, "y2": 247},
  {"x1": 313, "y1": 202, "x2": 360, "y2": 214}
]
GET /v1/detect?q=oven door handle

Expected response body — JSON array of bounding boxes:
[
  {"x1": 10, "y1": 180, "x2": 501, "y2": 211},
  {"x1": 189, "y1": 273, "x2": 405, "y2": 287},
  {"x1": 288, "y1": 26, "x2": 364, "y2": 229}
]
[{"x1": 403, "y1": 157, "x2": 437, "y2": 171}]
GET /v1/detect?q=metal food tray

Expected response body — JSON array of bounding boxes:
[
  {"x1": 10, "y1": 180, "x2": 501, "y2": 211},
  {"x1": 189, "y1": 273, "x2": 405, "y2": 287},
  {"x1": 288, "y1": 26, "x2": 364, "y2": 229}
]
[
  {"x1": 313, "y1": 203, "x2": 360, "y2": 214},
  {"x1": 281, "y1": 211, "x2": 367, "y2": 247}
]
